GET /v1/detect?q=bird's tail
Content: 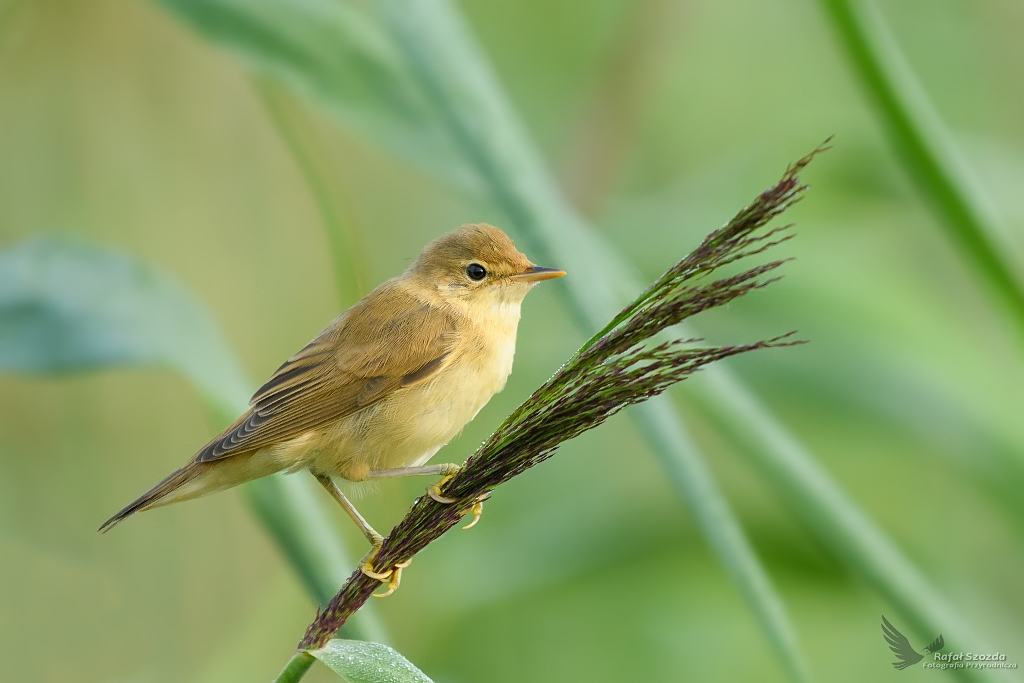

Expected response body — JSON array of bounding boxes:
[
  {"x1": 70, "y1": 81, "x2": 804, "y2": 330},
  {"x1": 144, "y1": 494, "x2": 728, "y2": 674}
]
[{"x1": 98, "y1": 464, "x2": 201, "y2": 533}]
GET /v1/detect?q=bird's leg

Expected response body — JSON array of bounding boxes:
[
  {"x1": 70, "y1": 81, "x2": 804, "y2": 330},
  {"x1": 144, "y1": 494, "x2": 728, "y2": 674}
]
[
  {"x1": 370, "y1": 463, "x2": 460, "y2": 502},
  {"x1": 368, "y1": 464, "x2": 486, "y2": 529},
  {"x1": 313, "y1": 473, "x2": 406, "y2": 591}
]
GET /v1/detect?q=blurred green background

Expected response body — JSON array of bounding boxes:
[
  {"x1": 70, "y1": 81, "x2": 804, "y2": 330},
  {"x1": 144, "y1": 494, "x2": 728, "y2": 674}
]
[{"x1": 1, "y1": 0, "x2": 1023, "y2": 681}]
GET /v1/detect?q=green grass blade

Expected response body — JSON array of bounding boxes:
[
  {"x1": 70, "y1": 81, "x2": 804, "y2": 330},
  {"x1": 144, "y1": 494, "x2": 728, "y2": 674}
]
[
  {"x1": 307, "y1": 640, "x2": 434, "y2": 683},
  {"x1": 0, "y1": 237, "x2": 251, "y2": 409},
  {"x1": 242, "y1": 474, "x2": 385, "y2": 642},
  {"x1": 156, "y1": 0, "x2": 480, "y2": 194},
  {"x1": 373, "y1": 1, "x2": 996, "y2": 677},
  {"x1": 691, "y1": 369, "x2": 995, "y2": 675},
  {"x1": 819, "y1": 0, "x2": 1024, "y2": 330},
  {"x1": 0, "y1": 237, "x2": 382, "y2": 639},
  {"x1": 256, "y1": 78, "x2": 369, "y2": 306},
  {"x1": 634, "y1": 399, "x2": 811, "y2": 683}
]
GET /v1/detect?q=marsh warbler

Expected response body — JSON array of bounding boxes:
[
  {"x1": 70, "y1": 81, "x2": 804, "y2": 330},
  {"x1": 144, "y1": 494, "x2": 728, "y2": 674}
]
[{"x1": 100, "y1": 223, "x2": 564, "y2": 594}]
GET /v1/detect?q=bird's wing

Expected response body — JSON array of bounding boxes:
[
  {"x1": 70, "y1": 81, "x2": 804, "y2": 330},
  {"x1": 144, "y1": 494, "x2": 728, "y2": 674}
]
[
  {"x1": 925, "y1": 634, "x2": 944, "y2": 653},
  {"x1": 881, "y1": 615, "x2": 923, "y2": 669},
  {"x1": 195, "y1": 284, "x2": 458, "y2": 462}
]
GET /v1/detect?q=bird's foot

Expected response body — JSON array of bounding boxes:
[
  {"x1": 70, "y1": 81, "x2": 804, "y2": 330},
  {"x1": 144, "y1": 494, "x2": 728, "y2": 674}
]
[
  {"x1": 372, "y1": 560, "x2": 411, "y2": 599},
  {"x1": 426, "y1": 464, "x2": 462, "y2": 504},
  {"x1": 358, "y1": 536, "x2": 412, "y2": 598},
  {"x1": 426, "y1": 466, "x2": 488, "y2": 529},
  {"x1": 357, "y1": 534, "x2": 391, "y2": 580}
]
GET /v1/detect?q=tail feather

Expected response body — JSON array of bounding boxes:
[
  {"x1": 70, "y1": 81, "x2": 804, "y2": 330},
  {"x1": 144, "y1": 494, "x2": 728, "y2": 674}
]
[{"x1": 98, "y1": 465, "x2": 200, "y2": 533}]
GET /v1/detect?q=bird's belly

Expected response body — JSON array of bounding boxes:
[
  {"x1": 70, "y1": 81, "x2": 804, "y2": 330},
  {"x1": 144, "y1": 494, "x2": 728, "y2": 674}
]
[{"x1": 305, "y1": 347, "x2": 514, "y2": 480}]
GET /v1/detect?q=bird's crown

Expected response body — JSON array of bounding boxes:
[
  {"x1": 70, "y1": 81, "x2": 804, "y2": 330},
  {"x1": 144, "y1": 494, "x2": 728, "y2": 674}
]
[{"x1": 411, "y1": 223, "x2": 533, "y2": 280}]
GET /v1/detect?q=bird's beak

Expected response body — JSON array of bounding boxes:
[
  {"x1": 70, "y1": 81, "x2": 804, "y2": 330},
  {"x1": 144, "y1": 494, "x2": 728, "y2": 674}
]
[{"x1": 509, "y1": 265, "x2": 566, "y2": 283}]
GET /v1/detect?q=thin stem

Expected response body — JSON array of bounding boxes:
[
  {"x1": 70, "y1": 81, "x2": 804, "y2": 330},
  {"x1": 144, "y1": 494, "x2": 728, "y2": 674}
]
[{"x1": 273, "y1": 651, "x2": 315, "y2": 683}]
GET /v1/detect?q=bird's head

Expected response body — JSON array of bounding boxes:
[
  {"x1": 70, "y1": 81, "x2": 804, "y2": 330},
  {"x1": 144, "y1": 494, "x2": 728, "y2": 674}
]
[{"x1": 409, "y1": 223, "x2": 565, "y2": 311}]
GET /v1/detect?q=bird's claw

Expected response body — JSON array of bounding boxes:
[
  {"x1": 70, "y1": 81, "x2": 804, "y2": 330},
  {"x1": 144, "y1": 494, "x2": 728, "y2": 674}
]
[
  {"x1": 426, "y1": 467, "x2": 488, "y2": 529},
  {"x1": 358, "y1": 540, "x2": 412, "y2": 598},
  {"x1": 427, "y1": 467, "x2": 460, "y2": 504},
  {"x1": 358, "y1": 537, "x2": 393, "y2": 580},
  {"x1": 461, "y1": 493, "x2": 489, "y2": 529},
  {"x1": 372, "y1": 560, "x2": 411, "y2": 598},
  {"x1": 360, "y1": 564, "x2": 393, "y2": 581}
]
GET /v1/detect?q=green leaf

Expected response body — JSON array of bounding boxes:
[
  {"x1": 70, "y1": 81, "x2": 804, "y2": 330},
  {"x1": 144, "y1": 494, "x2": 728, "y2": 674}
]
[
  {"x1": 155, "y1": 0, "x2": 480, "y2": 194},
  {"x1": 819, "y1": 0, "x2": 1024, "y2": 331},
  {"x1": 0, "y1": 237, "x2": 386, "y2": 640},
  {"x1": 0, "y1": 236, "x2": 249, "y2": 413},
  {"x1": 309, "y1": 640, "x2": 434, "y2": 683}
]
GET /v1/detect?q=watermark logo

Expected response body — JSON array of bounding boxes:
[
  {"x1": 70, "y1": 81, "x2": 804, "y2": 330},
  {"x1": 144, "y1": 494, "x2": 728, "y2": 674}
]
[
  {"x1": 881, "y1": 615, "x2": 1018, "y2": 671},
  {"x1": 881, "y1": 615, "x2": 944, "y2": 670}
]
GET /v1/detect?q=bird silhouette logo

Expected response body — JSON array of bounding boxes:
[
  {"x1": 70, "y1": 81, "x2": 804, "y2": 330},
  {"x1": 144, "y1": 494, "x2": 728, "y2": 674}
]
[{"x1": 881, "y1": 615, "x2": 945, "y2": 669}]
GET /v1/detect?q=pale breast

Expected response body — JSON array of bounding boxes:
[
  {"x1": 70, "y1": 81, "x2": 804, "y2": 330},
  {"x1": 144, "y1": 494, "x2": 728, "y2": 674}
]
[{"x1": 303, "y1": 299, "x2": 522, "y2": 479}]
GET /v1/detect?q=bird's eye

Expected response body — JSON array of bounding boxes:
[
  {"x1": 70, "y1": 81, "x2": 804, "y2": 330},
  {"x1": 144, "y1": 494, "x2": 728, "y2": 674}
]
[{"x1": 466, "y1": 263, "x2": 487, "y2": 281}]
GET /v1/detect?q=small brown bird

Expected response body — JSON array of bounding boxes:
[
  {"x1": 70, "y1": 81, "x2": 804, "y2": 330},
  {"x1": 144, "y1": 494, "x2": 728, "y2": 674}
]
[{"x1": 101, "y1": 223, "x2": 564, "y2": 594}]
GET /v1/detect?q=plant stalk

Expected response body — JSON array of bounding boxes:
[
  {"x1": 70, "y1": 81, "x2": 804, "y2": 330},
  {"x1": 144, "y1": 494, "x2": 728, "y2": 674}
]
[{"x1": 273, "y1": 651, "x2": 316, "y2": 683}]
